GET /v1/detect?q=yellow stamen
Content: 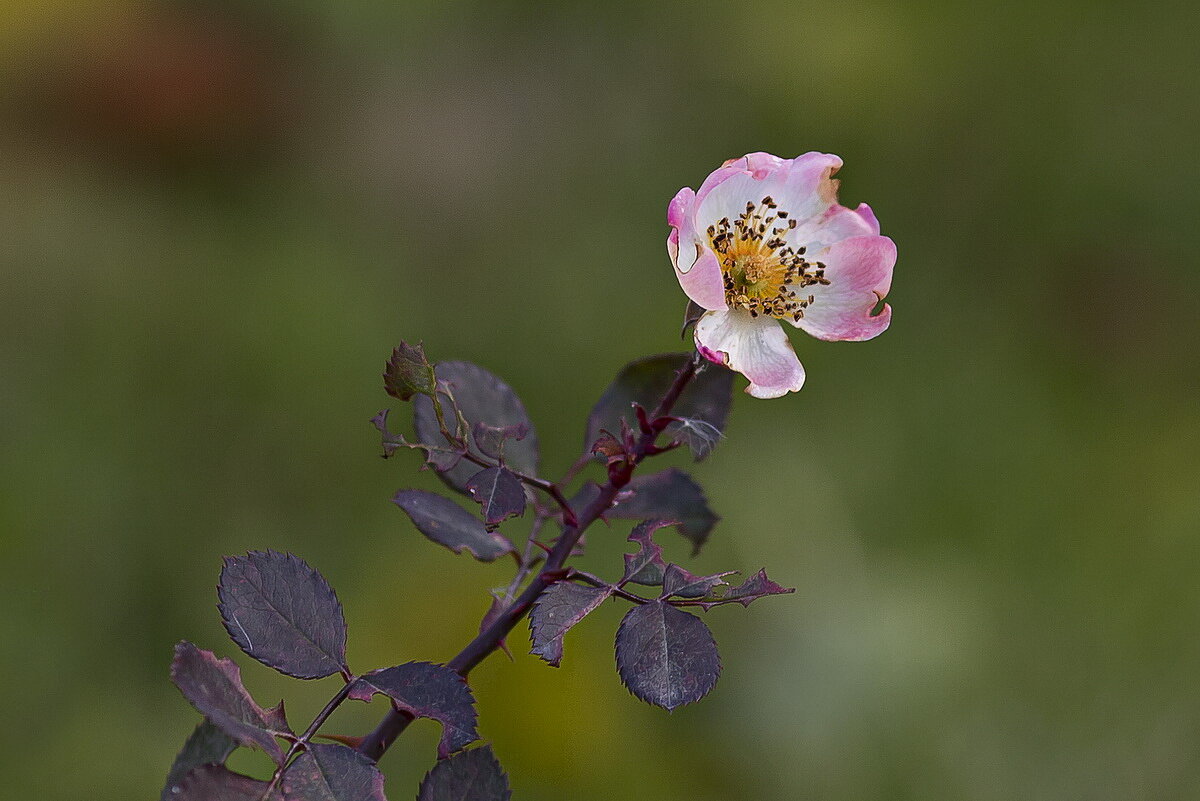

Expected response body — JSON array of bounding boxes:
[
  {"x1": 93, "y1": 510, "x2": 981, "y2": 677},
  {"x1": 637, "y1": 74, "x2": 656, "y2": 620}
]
[{"x1": 706, "y1": 196, "x2": 830, "y2": 321}]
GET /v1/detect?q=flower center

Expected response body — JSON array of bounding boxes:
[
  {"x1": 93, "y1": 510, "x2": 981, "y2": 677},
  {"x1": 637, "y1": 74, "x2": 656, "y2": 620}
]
[{"x1": 707, "y1": 196, "x2": 830, "y2": 320}]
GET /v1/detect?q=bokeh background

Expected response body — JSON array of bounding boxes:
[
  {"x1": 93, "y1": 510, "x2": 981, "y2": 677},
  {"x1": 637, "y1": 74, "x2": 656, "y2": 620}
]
[{"x1": 2, "y1": 0, "x2": 1198, "y2": 798}]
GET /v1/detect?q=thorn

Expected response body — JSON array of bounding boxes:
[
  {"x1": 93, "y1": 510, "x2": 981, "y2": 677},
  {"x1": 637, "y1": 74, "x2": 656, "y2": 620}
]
[{"x1": 316, "y1": 734, "x2": 365, "y2": 748}]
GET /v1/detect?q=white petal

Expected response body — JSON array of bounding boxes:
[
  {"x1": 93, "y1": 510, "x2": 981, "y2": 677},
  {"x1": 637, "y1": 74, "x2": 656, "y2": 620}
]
[
  {"x1": 791, "y1": 202, "x2": 881, "y2": 252},
  {"x1": 787, "y1": 235, "x2": 895, "y2": 342},
  {"x1": 694, "y1": 309, "x2": 806, "y2": 398},
  {"x1": 694, "y1": 153, "x2": 842, "y2": 234}
]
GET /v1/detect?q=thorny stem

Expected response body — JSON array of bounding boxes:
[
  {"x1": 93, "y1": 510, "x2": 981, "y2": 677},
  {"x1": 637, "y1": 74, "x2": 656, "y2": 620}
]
[
  {"x1": 503, "y1": 516, "x2": 547, "y2": 601},
  {"x1": 356, "y1": 352, "x2": 703, "y2": 762},
  {"x1": 265, "y1": 681, "x2": 355, "y2": 794}
]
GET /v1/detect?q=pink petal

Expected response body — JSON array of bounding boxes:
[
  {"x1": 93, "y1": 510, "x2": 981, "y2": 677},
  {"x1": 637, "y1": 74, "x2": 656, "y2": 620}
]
[
  {"x1": 723, "y1": 151, "x2": 786, "y2": 175},
  {"x1": 668, "y1": 232, "x2": 727, "y2": 310},
  {"x1": 795, "y1": 202, "x2": 881, "y2": 250},
  {"x1": 667, "y1": 187, "x2": 728, "y2": 310},
  {"x1": 851, "y1": 202, "x2": 881, "y2": 235},
  {"x1": 695, "y1": 152, "x2": 786, "y2": 203},
  {"x1": 694, "y1": 309, "x2": 806, "y2": 398},
  {"x1": 790, "y1": 235, "x2": 896, "y2": 342},
  {"x1": 667, "y1": 186, "x2": 695, "y2": 231}
]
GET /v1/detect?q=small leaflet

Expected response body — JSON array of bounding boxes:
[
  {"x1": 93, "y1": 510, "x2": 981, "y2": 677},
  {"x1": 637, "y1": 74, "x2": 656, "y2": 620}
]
[
  {"x1": 281, "y1": 744, "x2": 386, "y2": 801},
  {"x1": 393, "y1": 489, "x2": 515, "y2": 562},
  {"x1": 529, "y1": 582, "x2": 612, "y2": 667},
  {"x1": 218, "y1": 551, "x2": 349, "y2": 680},
  {"x1": 348, "y1": 662, "x2": 479, "y2": 758},
  {"x1": 169, "y1": 642, "x2": 293, "y2": 765},
  {"x1": 417, "y1": 746, "x2": 512, "y2": 801},
  {"x1": 465, "y1": 466, "x2": 527, "y2": 525},
  {"x1": 693, "y1": 568, "x2": 795, "y2": 609},
  {"x1": 660, "y1": 563, "x2": 736, "y2": 599},
  {"x1": 614, "y1": 601, "x2": 721, "y2": 711},
  {"x1": 471, "y1": 421, "x2": 529, "y2": 461},
  {"x1": 621, "y1": 520, "x2": 671, "y2": 586}
]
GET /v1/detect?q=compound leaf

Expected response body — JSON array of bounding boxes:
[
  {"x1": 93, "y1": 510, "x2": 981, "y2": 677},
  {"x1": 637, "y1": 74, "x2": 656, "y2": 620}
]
[{"x1": 693, "y1": 568, "x2": 795, "y2": 609}]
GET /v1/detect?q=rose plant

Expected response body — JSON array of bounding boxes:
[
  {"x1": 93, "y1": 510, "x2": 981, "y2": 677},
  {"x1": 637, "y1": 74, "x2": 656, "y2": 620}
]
[{"x1": 160, "y1": 152, "x2": 895, "y2": 800}]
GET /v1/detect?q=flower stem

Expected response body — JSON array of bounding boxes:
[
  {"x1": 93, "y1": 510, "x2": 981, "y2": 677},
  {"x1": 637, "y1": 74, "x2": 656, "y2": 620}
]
[{"x1": 356, "y1": 352, "x2": 702, "y2": 763}]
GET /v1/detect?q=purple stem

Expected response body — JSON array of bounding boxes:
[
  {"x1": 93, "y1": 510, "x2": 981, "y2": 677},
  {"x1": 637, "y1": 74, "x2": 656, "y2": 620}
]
[
  {"x1": 356, "y1": 353, "x2": 702, "y2": 762},
  {"x1": 265, "y1": 681, "x2": 354, "y2": 794}
]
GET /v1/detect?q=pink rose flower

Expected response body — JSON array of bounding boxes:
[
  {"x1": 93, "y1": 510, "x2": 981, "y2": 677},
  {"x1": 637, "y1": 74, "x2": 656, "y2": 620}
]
[{"x1": 668, "y1": 152, "x2": 895, "y2": 398}]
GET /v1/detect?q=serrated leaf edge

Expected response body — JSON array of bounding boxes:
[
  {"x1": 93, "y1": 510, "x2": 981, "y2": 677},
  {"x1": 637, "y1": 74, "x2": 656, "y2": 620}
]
[{"x1": 216, "y1": 549, "x2": 349, "y2": 680}]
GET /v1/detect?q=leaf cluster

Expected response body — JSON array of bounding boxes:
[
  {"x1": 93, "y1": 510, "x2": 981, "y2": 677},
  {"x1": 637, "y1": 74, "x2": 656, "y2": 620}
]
[
  {"x1": 163, "y1": 337, "x2": 795, "y2": 799},
  {"x1": 165, "y1": 550, "x2": 506, "y2": 800}
]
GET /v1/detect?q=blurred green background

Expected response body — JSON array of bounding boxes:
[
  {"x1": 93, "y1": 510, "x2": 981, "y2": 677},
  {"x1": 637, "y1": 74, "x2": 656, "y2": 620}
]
[{"x1": 2, "y1": 0, "x2": 1198, "y2": 798}]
